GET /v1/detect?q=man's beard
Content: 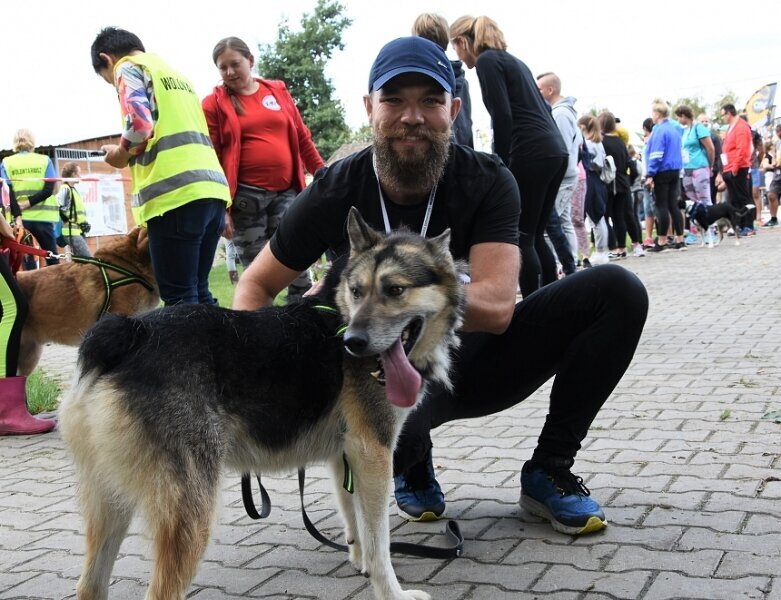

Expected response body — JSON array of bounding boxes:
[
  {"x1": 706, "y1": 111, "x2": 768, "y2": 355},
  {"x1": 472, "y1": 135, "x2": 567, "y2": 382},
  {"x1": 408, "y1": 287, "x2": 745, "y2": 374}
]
[{"x1": 372, "y1": 126, "x2": 451, "y2": 195}]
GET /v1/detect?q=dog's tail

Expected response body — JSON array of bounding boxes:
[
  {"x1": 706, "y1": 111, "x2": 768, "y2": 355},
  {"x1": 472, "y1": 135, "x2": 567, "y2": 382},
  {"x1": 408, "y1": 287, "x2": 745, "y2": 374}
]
[
  {"x1": 77, "y1": 313, "x2": 144, "y2": 376},
  {"x1": 735, "y1": 205, "x2": 750, "y2": 217}
]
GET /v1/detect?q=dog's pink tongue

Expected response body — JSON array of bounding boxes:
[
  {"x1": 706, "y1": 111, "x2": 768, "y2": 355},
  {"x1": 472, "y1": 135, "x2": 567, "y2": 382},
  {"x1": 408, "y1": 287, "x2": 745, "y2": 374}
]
[{"x1": 380, "y1": 339, "x2": 422, "y2": 408}]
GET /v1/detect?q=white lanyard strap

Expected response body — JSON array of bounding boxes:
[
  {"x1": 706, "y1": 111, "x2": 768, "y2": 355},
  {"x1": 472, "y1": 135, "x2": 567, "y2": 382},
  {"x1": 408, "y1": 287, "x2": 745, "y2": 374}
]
[{"x1": 373, "y1": 153, "x2": 437, "y2": 236}]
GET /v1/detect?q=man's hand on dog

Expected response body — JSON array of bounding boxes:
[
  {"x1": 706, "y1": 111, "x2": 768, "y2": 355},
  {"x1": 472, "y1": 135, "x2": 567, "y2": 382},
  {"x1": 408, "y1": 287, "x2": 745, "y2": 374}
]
[{"x1": 101, "y1": 144, "x2": 132, "y2": 169}]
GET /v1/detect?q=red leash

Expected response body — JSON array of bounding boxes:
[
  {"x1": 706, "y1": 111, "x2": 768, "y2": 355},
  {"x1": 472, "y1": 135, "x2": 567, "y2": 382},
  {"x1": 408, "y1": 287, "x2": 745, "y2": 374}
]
[{"x1": 1, "y1": 236, "x2": 52, "y2": 274}]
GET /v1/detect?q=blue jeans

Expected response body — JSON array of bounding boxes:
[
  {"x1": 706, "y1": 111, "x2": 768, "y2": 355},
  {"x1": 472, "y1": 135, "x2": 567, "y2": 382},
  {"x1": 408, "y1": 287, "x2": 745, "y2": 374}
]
[{"x1": 146, "y1": 199, "x2": 225, "y2": 306}]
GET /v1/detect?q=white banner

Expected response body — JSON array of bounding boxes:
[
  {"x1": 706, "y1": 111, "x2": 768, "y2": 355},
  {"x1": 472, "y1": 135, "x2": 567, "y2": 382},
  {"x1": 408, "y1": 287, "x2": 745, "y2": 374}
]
[{"x1": 76, "y1": 177, "x2": 128, "y2": 236}]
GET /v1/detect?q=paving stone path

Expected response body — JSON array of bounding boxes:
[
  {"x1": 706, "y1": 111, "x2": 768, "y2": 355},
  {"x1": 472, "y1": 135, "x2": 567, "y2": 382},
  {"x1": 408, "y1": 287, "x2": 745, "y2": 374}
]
[{"x1": 2, "y1": 228, "x2": 780, "y2": 599}]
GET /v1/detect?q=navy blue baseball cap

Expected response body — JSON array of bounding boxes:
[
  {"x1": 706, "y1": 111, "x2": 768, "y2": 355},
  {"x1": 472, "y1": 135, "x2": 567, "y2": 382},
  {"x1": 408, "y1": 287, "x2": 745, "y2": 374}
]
[{"x1": 368, "y1": 36, "x2": 456, "y2": 94}]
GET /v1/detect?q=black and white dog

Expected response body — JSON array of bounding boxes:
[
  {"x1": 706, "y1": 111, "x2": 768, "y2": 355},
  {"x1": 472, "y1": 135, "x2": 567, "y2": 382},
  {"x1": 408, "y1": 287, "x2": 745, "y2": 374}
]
[{"x1": 686, "y1": 200, "x2": 750, "y2": 247}]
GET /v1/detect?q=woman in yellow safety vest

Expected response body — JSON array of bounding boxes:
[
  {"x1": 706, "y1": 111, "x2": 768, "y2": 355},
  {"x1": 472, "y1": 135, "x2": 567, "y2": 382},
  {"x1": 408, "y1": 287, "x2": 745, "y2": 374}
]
[{"x1": 0, "y1": 129, "x2": 60, "y2": 268}]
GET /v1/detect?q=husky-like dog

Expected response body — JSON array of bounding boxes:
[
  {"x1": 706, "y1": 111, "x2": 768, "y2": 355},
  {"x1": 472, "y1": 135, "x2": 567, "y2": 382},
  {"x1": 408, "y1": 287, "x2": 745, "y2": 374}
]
[{"x1": 60, "y1": 208, "x2": 465, "y2": 600}]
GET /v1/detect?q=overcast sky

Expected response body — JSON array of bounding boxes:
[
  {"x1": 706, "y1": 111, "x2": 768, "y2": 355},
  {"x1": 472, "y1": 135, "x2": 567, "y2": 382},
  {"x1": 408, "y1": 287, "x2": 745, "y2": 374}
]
[{"x1": 2, "y1": 0, "x2": 780, "y2": 153}]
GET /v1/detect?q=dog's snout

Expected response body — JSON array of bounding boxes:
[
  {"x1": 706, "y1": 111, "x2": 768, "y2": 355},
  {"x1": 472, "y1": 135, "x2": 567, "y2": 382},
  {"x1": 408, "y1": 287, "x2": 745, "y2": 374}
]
[{"x1": 343, "y1": 330, "x2": 369, "y2": 356}]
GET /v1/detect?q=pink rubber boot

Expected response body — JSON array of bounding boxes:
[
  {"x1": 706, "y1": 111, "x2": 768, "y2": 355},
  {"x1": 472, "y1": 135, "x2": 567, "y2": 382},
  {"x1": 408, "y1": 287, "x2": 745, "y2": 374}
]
[{"x1": 0, "y1": 377, "x2": 57, "y2": 435}]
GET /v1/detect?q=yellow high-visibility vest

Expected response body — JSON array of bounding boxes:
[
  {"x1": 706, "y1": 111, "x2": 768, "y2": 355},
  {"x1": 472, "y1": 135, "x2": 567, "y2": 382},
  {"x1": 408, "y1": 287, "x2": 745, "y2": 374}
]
[
  {"x1": 60, "y1": 185, "x2": 88, "y2": 237},
  {"x1": 116, "y1": 53, "x2": 230, "y2": 226},
  {"x1": 1, "y1": 152, "x2": 60, "y2": 223}
]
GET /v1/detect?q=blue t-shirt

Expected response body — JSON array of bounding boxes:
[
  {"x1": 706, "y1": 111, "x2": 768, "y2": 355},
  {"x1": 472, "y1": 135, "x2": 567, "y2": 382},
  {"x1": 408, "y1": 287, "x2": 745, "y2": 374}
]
[{"x1": 681, "y1": 122, "x2": 710, "y2": 169}]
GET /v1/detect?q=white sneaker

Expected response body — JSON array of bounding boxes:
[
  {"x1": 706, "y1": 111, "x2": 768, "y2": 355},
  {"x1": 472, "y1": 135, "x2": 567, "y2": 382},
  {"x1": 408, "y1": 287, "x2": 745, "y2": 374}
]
[
  {"x1": 589, "y1": 251, "x2": 609, "y2": 266},
  {"x1": 633, "y1": 245, "x2": 646, "y2": 257}
]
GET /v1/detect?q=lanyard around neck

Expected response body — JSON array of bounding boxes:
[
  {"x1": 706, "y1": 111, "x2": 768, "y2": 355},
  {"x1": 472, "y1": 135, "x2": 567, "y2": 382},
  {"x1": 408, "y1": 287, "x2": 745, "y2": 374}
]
[{"x1": 372, "y1": 153, "x2": 437, "y2": 236}]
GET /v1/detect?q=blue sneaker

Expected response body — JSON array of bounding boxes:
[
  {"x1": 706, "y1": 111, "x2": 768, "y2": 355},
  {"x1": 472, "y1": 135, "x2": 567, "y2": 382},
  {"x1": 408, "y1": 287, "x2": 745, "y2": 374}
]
[
  {"x1": 394, "y1": 450, "x2": 445, "y2": 522},
  {"x1": 520, "y1": 459, "x2": 607, "y2": 535}
]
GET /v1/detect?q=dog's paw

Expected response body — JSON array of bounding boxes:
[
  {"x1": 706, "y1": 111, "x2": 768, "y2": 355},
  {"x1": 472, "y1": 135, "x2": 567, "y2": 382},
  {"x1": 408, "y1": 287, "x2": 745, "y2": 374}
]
[
  {"x1": 396, "y1": 590, "x2": 431, "y2": 600},
  {"x1": 348, "y1": 541, "x2": 364, "y2": 572}
]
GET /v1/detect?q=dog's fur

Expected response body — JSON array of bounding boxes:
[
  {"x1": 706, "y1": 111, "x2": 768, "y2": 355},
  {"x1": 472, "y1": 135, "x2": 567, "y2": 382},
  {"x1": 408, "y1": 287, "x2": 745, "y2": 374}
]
[
  {"x1": 687, "y1": 200, "x2": 749, "y2": 248},
  {"x1": 15, "y1": 227, "x2": 159, "y2": 375},
  {"x1": 60, "y1": 209, "x2": 465, "y2": 600}
]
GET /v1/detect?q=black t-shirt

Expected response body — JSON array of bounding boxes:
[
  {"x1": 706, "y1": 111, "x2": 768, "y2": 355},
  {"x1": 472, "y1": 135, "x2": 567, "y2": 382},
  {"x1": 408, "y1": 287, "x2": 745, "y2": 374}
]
[
  {"x1": 601, "y1": 134, "x2": 631, "y2": 194},
  {"x1": 474, "y1": 49, "x2": 567, "y2": 165},
  {"x1": 270, "y1": 145, "x2": 520, "y2": 271}
]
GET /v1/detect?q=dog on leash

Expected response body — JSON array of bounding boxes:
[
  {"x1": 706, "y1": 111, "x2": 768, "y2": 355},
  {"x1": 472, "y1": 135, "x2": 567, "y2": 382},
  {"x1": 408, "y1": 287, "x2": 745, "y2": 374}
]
[
  {"x1": 60, "y1": 208, "x2": 465, "y2": 600},
  {"x1": 686, "y1": 200, "x2": 750, "y2": 248},
  {"x1": 15, "y1": 227, "x2": 159, "y2": 375}
]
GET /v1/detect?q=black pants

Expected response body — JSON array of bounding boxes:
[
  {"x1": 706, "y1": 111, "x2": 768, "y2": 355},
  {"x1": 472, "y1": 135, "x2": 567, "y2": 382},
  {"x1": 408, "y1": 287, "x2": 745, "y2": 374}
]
[
  {"x1": 724, "y1": 168, "x2": 753, "y2": 229},
  {"x1": 394, "y1": 264, "x2": 649, "y2": 474},
  {"x1": 509, "y1": 155, "x2": 568, "y2": 297},
  {"x1": 607, "y1": 190, "x2": 641, "y2": 249},
  {"x1": 0, "y1": 253, "x2": 27, "y2": 376},
  {"x1": 652, "y1": 170, "x2": 683, "y2": 238},
  {"x1": 22, "y1": 220, "x2": 59, "y2": 269}
]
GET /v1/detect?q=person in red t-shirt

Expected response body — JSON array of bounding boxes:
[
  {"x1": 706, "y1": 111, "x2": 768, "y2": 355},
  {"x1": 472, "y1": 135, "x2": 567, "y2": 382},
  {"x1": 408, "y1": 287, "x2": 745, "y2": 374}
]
[
  {"x1": 715, "y1": 103, "x2": 754, "y2": 233},
  {"x1": 202, "y1": 37, "x2": 325, "y2": 302}
]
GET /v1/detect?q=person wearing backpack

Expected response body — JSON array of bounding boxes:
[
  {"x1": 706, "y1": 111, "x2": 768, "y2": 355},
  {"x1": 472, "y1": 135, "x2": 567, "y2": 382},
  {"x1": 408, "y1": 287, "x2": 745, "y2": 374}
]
[
  {"x1": 598, "y1": 112, "x2": 645, "y2": 259},
  {"x1": 577, "y1": 115, "x2": 610, "y2": 265},
  {"x1": 644, "y1": 99, "x2": 684, "y2": 252}
]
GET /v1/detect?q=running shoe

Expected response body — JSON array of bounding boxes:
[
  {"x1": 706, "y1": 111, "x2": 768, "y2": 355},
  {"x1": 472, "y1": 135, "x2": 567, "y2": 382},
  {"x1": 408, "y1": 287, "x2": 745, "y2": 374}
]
[
  {"x1": 394, "y1": 449, "x2": 445, "y2": 521},
  {"x1": 520, "y1": 458, "x2": 607, "y2": 535}
]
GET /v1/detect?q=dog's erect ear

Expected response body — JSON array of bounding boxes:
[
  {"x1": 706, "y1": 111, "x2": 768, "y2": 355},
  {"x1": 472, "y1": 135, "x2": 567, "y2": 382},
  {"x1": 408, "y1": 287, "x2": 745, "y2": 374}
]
[
  {"x1": 428, "y1": 228, "x2": 452, "y2": 259},
  {"x1": 135, "y1": 227, "x2": 149, "y2": 253},
  {"x1": 346, "y1": 207, "x2": 382, "y2": 253}
]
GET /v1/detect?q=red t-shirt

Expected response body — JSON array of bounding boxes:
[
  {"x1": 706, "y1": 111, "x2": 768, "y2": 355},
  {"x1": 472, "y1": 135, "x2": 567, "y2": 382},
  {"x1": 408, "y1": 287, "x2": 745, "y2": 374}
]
[{"x1": 236, "y1": 86, "x2": 294, "y2": 191}]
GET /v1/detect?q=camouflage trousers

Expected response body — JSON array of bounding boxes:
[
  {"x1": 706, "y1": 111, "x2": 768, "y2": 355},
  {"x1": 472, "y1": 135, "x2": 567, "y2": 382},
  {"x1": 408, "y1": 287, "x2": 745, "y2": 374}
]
[{"x1": 231, "y1": 184, "x2": 311, "y2": 303}]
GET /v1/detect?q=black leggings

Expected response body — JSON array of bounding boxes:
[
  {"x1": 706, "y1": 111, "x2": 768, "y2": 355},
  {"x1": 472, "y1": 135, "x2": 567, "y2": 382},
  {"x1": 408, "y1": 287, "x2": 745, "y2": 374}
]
[
  {"x1": 607, "y1": 190, "x2": 641, "y2": 249},
  {"x1": 652, "y1": 170, "x2": 683, "y2": 237},
  {"x1": 509, "y1": 155, "x2": 568, "y2": 297},
  {"x1": 394, "y1": 264, "x2": 649, "y2": 474},
  {"x1": 0, "y1": 252, "x2": 27, "y2": 377}
]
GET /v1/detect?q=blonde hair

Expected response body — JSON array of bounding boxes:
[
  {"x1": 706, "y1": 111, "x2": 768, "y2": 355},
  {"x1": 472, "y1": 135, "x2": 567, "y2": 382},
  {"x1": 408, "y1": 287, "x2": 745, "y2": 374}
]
[
  {"x1": 412, "y1": 13, "x2": 450, "y2": 51},
  {"x1": 578, "y1": 115, "x2": 602, "y2": 143},
  {"x1": 450, "y1": 15, "x2": 506, "y2": 57},
  {"x1": 13, "y1": 128, "x2": 35, "y2": 152},
  {"x1": 651, "y1": 98, "x2": 670, "y2": 118}
]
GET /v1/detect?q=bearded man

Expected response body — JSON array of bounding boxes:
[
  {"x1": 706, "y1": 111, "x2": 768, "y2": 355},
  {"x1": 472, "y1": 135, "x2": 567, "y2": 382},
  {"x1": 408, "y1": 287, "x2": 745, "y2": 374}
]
[{"x1": 233, "y1": 36, "x2": 648, "y2": 536}]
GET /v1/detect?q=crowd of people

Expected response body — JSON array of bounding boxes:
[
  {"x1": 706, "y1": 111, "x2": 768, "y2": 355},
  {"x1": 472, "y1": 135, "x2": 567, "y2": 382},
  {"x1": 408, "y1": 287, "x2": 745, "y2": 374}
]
[{"x1": 2, "y1": 14, "x2": 778, "y2": 548}]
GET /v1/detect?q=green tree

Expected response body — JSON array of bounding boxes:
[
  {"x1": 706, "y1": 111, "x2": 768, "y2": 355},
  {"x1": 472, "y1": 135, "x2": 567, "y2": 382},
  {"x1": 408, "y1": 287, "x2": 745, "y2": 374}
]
[
  {"x1": 256, "y1": 0, "x2": 352, "y2": 161},
  {"x1": 671, "y1": 96, "x2": 709, "y2": 120},
  {"x1": 711, "y1": 90, "x2": 741, "y2": 127},
  {"x1": 349, "y1": 124, "x2": 372, "y2": 143}
]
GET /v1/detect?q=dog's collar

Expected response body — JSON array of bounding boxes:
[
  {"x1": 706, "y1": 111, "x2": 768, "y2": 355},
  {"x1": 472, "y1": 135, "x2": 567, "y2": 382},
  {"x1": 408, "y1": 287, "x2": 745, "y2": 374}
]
[{"x1": 312, "y1": 304, "x2": 347, "y2": 337}]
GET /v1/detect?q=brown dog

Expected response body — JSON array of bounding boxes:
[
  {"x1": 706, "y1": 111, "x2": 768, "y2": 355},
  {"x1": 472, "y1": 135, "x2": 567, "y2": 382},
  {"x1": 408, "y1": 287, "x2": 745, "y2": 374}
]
[{"x1": 15, "y1": 227, "x2": 160, "y2": 375}]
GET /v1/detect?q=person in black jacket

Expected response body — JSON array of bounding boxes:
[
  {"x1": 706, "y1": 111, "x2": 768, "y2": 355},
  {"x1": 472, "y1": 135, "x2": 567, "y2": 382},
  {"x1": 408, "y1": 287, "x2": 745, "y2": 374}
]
[
  {"x1": 450, "y1": 15, "x2": 568, "y2": 297},
  {"x1": 598, "y1": 112, "x2": 644, "y2": 258},
  {"x1": 412, "y1": 13, "x2": 474, "y2": 148}
]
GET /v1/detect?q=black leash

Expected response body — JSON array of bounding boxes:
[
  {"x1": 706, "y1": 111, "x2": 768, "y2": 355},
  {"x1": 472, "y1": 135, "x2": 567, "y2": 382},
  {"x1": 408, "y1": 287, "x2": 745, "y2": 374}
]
[{"x1": 241, "y1": 468, "x2": 464, "y2": 559}]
